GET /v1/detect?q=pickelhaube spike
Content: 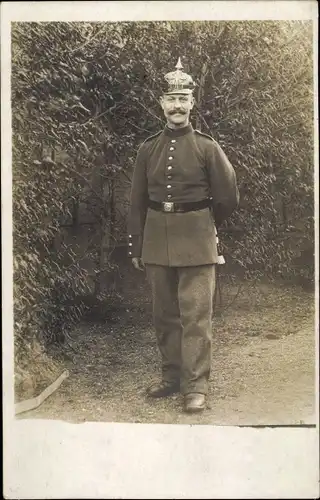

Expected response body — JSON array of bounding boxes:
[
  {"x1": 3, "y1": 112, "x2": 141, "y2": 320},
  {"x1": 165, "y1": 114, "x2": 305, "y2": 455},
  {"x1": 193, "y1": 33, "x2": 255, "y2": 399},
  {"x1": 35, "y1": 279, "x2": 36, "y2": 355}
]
[
  {"x1": 163, "y1": 57, "x2": 196, "y2": 95},
  {"x1": 175, "y1": 57, "x2": 183, "y2": 70}
]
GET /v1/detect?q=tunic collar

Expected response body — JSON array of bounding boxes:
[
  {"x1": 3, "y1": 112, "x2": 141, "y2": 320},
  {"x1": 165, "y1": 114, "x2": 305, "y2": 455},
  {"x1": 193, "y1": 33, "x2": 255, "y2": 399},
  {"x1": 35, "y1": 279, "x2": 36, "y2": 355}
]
[{"x1": 163, "y1": 123, "x2": 193, "y2": 138}]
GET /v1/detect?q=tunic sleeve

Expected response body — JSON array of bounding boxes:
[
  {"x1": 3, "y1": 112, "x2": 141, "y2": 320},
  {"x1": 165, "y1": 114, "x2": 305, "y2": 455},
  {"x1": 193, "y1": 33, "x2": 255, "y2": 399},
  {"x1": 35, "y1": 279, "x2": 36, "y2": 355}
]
[
  {"x1": 206, "y1": 140, "x2": 240, "y2": 227},
  {"x1": 127, "y1": 143, "x2": 149, "y2": 258}
]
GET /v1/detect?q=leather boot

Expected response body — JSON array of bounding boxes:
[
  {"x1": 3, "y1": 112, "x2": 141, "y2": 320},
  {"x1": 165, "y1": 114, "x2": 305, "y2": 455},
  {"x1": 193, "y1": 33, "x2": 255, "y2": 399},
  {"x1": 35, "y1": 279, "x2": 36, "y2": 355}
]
[
  {"x1": 147, "y1": 380, "x2": 180, "y2": 398},
  {"x1": 184, "y1": 393, "x2": 206, "y2": 413}
]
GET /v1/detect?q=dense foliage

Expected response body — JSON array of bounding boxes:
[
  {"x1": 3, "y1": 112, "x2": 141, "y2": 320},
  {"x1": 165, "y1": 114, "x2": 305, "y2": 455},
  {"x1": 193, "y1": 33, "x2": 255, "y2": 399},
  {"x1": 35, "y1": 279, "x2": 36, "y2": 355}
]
[{"x1": 12, "y1": 21, "x2": 314, "y2": 377}]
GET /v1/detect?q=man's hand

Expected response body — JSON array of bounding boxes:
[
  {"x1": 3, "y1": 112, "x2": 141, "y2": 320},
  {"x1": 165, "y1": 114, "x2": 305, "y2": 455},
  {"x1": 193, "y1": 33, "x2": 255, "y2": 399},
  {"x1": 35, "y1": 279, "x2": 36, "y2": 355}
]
[{"x1": 132, "y1": 257, "x2": 145, "y2": 271}]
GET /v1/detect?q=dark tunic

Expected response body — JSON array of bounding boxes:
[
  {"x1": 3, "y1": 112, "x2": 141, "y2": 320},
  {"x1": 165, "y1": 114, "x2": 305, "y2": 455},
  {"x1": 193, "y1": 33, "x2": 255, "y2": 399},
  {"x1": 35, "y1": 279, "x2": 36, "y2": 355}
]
[{"x1": 127, "y1": 124, "x2": 239, "y2": 267}]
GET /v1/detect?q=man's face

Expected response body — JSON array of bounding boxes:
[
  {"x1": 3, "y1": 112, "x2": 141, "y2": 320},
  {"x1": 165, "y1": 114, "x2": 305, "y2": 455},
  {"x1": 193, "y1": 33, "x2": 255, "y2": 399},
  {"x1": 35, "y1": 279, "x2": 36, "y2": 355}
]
[{"x1": 160, "y1": 93, "x2": 195, "y2": 128}]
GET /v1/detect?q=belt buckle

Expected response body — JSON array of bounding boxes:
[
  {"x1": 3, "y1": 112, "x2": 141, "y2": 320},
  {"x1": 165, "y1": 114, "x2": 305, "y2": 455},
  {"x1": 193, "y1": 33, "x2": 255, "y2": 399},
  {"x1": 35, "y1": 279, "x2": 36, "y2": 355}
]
[{"x1": 162, "y1": 201, "x2": 174, "y2": 213}]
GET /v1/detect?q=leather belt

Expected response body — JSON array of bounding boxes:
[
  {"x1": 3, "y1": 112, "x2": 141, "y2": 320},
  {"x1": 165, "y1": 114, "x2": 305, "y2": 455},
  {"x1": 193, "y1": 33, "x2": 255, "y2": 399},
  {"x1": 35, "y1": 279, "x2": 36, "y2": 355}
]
[{"x1": 148, "y1": 198, "x2": 211, "y2": 213}]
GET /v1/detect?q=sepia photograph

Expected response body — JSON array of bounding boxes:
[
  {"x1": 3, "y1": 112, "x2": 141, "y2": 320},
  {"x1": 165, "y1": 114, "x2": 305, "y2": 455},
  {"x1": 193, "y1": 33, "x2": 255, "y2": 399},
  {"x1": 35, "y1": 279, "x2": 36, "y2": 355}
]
[
  {"x1": 10, "y1": 16, "x2": 317, "y2": 425},
  {"x1": 2, "y1": 1, "x2": 319, "y2": 498}
]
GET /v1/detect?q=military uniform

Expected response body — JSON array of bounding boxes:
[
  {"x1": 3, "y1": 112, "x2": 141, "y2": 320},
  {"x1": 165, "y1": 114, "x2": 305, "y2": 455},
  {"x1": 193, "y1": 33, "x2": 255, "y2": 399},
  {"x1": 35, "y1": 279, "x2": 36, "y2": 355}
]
[{"x1": 127, "y1": 59, "x2": 239, "y2": 403}]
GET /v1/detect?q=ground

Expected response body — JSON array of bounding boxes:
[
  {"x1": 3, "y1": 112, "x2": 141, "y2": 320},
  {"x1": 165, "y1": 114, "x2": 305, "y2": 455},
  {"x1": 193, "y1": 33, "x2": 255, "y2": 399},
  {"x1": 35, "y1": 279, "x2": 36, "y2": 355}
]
[{"x1": 16, "y1": 264, "x2": 316, "y2": 426}]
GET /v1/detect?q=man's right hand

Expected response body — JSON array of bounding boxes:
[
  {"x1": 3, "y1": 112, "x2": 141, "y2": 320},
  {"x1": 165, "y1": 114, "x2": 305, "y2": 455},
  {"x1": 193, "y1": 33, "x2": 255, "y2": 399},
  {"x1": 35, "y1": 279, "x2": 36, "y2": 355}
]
[{"x1": 132, "y1": 257, "x2": 145, "y2": 271}]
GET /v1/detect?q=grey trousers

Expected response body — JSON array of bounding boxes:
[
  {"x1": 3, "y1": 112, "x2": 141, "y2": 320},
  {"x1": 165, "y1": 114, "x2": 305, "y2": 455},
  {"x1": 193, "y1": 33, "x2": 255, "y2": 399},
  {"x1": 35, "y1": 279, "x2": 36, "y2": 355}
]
[{"x1": 146, "y1": 264, "x2": 216, "y2": 395}]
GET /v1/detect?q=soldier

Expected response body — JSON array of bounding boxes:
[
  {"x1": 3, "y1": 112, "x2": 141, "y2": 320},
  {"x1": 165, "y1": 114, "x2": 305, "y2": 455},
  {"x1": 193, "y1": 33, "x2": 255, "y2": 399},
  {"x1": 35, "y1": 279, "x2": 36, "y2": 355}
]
[{"x1": 127, "y1": 57, "x2": 239, "y2": 413}]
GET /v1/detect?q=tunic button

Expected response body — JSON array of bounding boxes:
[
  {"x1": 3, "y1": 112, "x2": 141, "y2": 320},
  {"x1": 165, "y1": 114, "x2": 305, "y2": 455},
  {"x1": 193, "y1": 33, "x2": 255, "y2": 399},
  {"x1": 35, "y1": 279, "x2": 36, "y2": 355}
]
[
  {"x1": 168, "y1": 156, "x2": 173, "y2": 160},
  {"x1": 167, "y1": 175, "x2": 172, "y2": 180},
  {"x1": 167, "y1": 185, "x2": 172, "y2": 189},
  {"x1": 171, "y1": 139, "x2": 176, "y2": 143},
  {"x1": 167, "y1": 194, "x2": 172, "y2": 199},
  {"x1": 129, "y1": 252, "x2": 132, "y2": 255},
  {"x1": 167, "y1": 166, "x2": 172, "y2": 170},
  {"x1": 129, "y1": 243, "x2": 132, "y2": 246},
  {"x1": 169, "y1": 147, "x2": 175, "y2": 151}
]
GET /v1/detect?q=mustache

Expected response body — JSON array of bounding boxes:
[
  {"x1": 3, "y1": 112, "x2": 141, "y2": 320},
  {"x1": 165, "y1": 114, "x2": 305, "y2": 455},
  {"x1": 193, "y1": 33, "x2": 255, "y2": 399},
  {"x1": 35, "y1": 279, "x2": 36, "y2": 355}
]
[{"x1": 168, "y1": 110, "x2": 186, "y2": 115}]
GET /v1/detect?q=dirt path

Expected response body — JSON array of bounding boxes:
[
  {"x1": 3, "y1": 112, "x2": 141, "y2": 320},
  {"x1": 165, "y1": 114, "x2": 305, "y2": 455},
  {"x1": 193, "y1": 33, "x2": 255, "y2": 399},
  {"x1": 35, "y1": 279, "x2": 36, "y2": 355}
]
[{"x1": 17, "y1": 276, "x2": 316, "y2": 426}]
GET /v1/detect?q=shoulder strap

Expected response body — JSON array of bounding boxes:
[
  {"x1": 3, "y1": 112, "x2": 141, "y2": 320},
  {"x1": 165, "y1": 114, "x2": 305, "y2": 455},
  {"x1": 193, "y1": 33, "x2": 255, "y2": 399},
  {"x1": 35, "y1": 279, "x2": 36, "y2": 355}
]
[
  {"x1": 193, "y1": 129, "x2": 214, "y2": 185},
  {"x1": 194, "y1": 129, "x2": 214, "y2": 142},
  {"x1": 144, "y1": 130, "x2": 162, "y2": 143}
]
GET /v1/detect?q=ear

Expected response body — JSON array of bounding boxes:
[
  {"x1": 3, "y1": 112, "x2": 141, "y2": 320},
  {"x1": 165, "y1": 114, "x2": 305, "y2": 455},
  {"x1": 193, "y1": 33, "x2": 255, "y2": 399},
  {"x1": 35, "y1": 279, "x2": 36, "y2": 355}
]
[
  {"x1": 159, "y1": 96, "x2": 165, "y2": 110},
  {"x1": 190, "y1": 96, "x2": 195, "y2": 109}
]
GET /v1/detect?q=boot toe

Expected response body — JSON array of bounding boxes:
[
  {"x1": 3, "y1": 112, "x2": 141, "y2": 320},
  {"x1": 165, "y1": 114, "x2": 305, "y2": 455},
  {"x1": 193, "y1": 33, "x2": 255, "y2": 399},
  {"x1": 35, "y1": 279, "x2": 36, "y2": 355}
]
[
  {"x1": 147, "y1": 381, "x2": 180, "y2": 398},
  {"x1": 184, "y1": 393, "x2": 206, "y2": 413}
]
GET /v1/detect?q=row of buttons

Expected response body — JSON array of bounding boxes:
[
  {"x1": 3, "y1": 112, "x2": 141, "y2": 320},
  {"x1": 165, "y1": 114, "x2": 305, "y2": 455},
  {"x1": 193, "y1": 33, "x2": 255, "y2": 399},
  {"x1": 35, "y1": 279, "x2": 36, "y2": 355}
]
[
  {"x1": 128, "y1": 234, "x2": 132, "y2": 256},
  {"x1": 128, "y1": 139, "x2": 178, "y2": 256},
  {"x1": 166, "y1": 139, "x2": 176, "y2": 199}
]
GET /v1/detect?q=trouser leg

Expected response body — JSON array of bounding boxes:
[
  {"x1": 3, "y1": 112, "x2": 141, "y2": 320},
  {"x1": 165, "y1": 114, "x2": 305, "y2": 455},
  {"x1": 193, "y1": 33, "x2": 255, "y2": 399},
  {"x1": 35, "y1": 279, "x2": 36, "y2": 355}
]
[
  {"x1": 178, "y1": 265, "x2": 216, "y2": 395},
  {"x1": 145, "y1": 264, "x2": 182, "y2": 384}
]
